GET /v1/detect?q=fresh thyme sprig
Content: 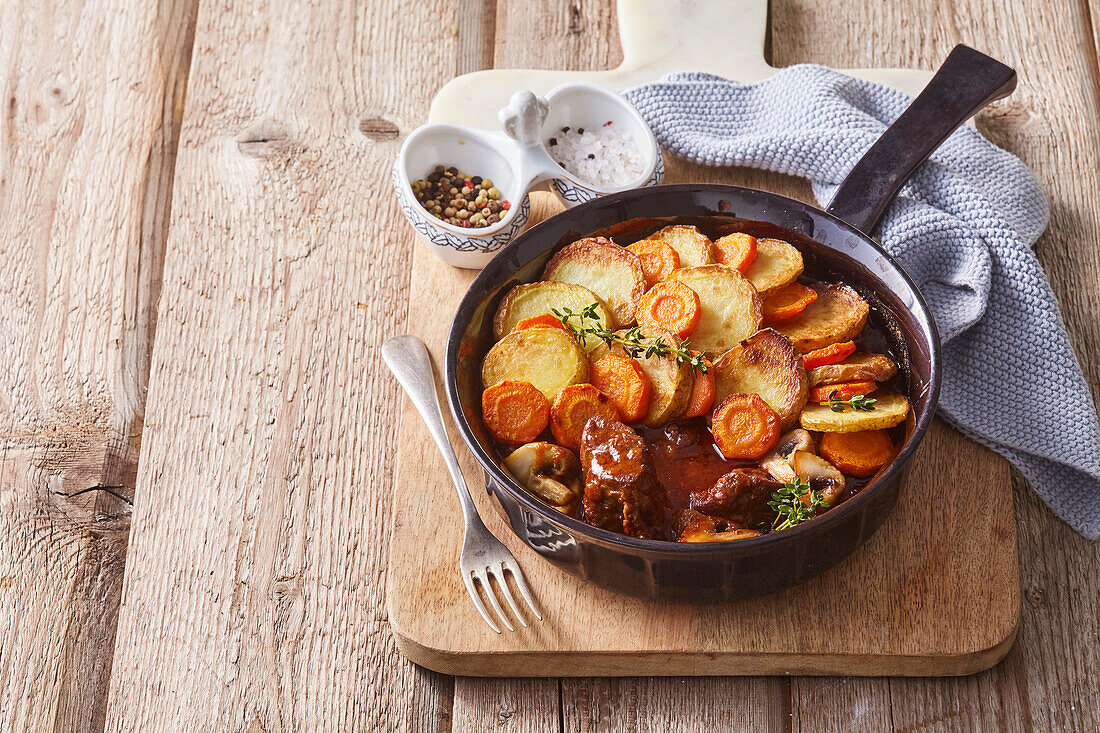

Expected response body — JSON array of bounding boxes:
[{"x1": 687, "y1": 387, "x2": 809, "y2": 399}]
[
  {"x1": 824, "y1": 390, "x2": 877, "y2": 413},
  {"x1": 768, "y1": 477, "x2": 828, "y2": 531},
  {"x1": 552, "y1": 303, "x2": 708, "y2": 374}
]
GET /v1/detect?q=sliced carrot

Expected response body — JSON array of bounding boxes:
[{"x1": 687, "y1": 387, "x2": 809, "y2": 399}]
[
  {"x1": 713, "y1": 232, "x2": 758, "y2": 272},
  {"x1": 819, "y1": 430, "x2": 895, "y2": 477},
  {"x1": 681, "y1": 351, "x2": 715, "y2": 419},
  {"x1": 590, "y1": 353, "x2": 652, "y2": 424},
  {"x1": 550, "y1": 383, "x2": 620, "y2": 451},
  {"x1": 627, "y1": 238, "x2": 680, "y2": 287},
  {"x1": 637, "y1": 280, "x2": 702, "y2": 338},
  {"x1": 513, "y1": 313, "x2": 567, "y2": 333},
  {"x1": 762, "y1": 282, "x2": 818, "y2": 323},
  {"x1": 809, "y1": 380, "x2": 878, "y2": 403},
  {"x1": 802, "y1": 340, "x2": 857, "y2": 369},
  {"x1": 481, "y1": 380, "x2": 550, "y2": 444},
  {"x1": 710, "y1": 393, "x2": 780, "y2": 460}
]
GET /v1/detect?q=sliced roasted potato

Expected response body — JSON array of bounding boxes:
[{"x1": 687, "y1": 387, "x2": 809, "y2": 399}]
[
  {"x1": 592, "y1": 328, "x2": 694, "y2": 427},
  {"x1": 586, "y1": 339, "x2": 611, "y2": 363},
  {"x1": 543, "y1": 237, "x2": 646, "y2": 328},
  {"x1": 808, "y1": 352, "x2": 898, "y2": 386},
  {"x1": 712, "y1": 328, "x2": 808, "y2": 429},
  {"x1": 492, "y1": 281, "x2": 612, "y2": 346},
  {"x1": 742, "y1": 238, "x2": 803, "y2": 297},
  {"x1": 799, "y1": 391, "x2": 910, "y2": 433},
  {"x1": 643, "y1": 225, "x2": 714, "y2": 268},
  {"x1": 666, "y1": 265, "x2": 762, "y2": 355},
  {"x1": 774, "y1": 284, "x2": 870, "y2": 352},
  {"x1": 630, "y1": 329, "x2": 695, "y2": 428},
  {"x1": 482, "y1": 327, "x2": 589, "y2": 400}
]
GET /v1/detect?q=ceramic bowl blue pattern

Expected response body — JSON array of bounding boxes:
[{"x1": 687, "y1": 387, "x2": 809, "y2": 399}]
[
  {"x1": 551, "y1": 151, "x2": 664, "y2": 206},
  {"x1": 392, "y1": 163, "x2": 530, "y2": 260}
]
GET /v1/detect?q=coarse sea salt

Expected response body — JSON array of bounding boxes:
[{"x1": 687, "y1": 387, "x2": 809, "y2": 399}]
[{"x1": 548, "y1": 122, "x2": 644, "y2": 189}]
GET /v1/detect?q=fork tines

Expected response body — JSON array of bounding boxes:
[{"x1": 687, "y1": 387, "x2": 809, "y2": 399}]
[{"x1": 463, "y1": 561, "x2": 541, "y2": 633}]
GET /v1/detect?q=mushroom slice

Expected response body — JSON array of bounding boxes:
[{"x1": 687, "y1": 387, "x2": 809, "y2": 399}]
[
  {"x1": 792, "y1": 450, "x2": 846, "y2": 506},
  {"x1": 503, "y1": 442, "x2": 583, "y2": 515},
  {"x1": 760, "y1": 428, "x2": 813, "y2": 483},
  {"x1": 673, "y1": 509, "x2": 762, "y2": 543}
]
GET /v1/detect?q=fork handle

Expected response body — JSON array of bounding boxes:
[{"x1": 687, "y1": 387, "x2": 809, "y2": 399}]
[{"x1": 382, "y1": 335, "x2": 481, "y2": 524}]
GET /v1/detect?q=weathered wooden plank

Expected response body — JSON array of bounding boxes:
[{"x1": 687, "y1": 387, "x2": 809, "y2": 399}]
[
  {"x1": 101, "y1": 0, "x2": 459, "y2": 728},
  {"x1": 82, "y1": 0, "x2": 1100, "y2": 729},
  {"x1": 774, "y1": 0, "x2": 1100, "y2": 729},
  {"x1": 452, "y1": 679, "x2": 561, "y2": 733},
  {"x1": 561, "y1": 677, "x2": 790, "y2": 732},
  {"x1": 0, "y1": 0, "x2": 196, "y2": 729},
  {"x1": 791, "y1": 677, "x2": 892, "y2": 731},
  {"x1": 450, "y1": 2, "x2": 620, "y2": 729}
]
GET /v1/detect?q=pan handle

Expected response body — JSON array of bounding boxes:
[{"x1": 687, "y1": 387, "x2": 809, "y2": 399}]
[{"x1": 825, "y1": 45, "x2": 1016, "y2": 234}]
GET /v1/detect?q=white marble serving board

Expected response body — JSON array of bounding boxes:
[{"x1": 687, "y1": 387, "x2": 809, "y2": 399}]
[{"x1": 429, "y1": 0, "x2": 937, "y2": 128}]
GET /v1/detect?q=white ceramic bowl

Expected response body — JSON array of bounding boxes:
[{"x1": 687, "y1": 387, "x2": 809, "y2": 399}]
[
  {"x1": 393, "y1": 83, "x2": 663, "y2": 269},
  {"x1": 392, "y1": 124, "x2": 531, "y2": 269},
  {"x1": 542, "y1": 81, "x2": 665, "y2": 206}
]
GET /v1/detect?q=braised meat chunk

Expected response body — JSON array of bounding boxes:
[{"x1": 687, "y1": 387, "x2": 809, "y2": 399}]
[
  {"x1": 687, "y1": 467, "x2": 779, "y2": 528},
  {"x1": 580, "y1": 415, "x2": 671, "y2": 540}
]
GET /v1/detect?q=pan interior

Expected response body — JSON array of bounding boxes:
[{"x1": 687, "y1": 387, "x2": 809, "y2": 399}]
[{"x1": 446, "y1": 185, "x2": 939, "y2": 553}]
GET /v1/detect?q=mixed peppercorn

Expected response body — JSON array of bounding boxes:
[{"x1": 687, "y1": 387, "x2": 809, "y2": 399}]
[{"x1": 411, "y1": 165, "x2": 511, "y2": 228}]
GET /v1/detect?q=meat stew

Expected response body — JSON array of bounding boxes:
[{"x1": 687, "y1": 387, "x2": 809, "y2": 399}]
[{"x1": 479, "y1": 218, "x2": 912, "y2": 543}]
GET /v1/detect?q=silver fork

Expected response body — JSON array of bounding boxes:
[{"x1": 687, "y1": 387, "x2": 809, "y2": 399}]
[{"x1": 382, "y1": 335, "x2": 542, "y2": 633}]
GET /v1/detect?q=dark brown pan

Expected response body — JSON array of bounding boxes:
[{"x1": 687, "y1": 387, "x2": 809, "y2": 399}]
[{"x1": 444, "y1": 46, "x2": 1014, "y2": 601}]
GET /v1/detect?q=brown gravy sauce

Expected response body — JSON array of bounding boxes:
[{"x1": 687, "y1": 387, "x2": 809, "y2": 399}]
[
  {"x1": 642, "y1": 416, "x2": 882, "y2": 519},
  {"x1": 641, "y1": 419, "x2": 752, "y2": 509}
]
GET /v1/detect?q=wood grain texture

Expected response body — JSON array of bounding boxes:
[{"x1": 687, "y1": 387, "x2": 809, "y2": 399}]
[
  {"x1": 560, "y1": 677, "x2": 790, "y2": 732},
  {"x1": 773, "y1": 0, "x2": 1100, "y2": 729},
  {"x1": 0, "y1": 0, "x2": 196, "y2": 729},
  {"x1": 452, "y1": 678, "x2": 560, "y2": 733},
  {"x1": 0, "y1": 0, "x2": 1082, "y2": 729},
  {"x1": 100, "y1": 0, "x2": 457, "y2": 728}
]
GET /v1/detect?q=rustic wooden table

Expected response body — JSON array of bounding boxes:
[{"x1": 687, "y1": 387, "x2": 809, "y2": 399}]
[{"x1": 1, "y1": 0, "x2": 1098, "y2": 730}]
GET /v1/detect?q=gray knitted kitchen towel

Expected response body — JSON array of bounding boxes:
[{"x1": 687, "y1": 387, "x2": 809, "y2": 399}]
[{"x1": 625, "y1": 66, "x2": 1100, "y2": 540}]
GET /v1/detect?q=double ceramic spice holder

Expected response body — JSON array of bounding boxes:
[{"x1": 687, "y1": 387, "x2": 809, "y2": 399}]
[{"x1": 393, "y1": 82, "x2": 664, "y2": 269}]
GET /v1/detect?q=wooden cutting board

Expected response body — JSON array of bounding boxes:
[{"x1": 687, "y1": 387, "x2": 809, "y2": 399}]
[
  {"x1": 386, "y1": 199, "x2": 1019, "y2": 677},
  {"x1": 428, "y1": 0, "x2": 942, "y2": 128},
  {"x1": 387, "y1": 0, "x2": 1019, "y2": 677}
]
